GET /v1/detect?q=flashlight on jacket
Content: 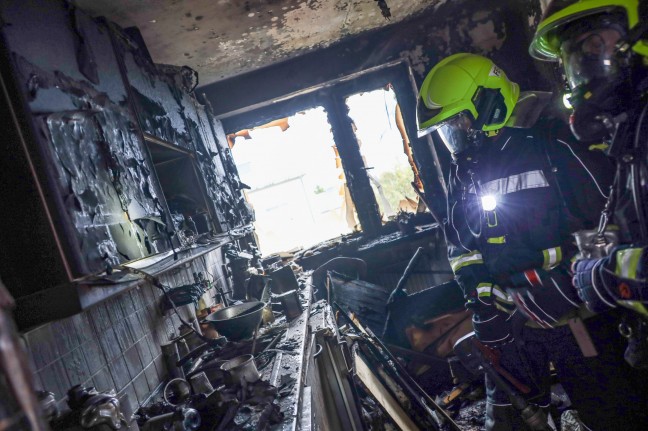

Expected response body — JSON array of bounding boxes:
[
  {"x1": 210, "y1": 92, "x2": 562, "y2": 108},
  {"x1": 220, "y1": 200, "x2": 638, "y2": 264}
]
[{"x1": 481, "y1": 194, "x2": 497, "y2": 211}]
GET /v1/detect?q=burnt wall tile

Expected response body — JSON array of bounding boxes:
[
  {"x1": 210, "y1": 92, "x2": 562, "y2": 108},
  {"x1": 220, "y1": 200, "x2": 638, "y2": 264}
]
[
  {"x1": 61, "y1": 347, "x2": 91, "y2": 386},
  {"x1": 114, "y1": 321, "x2": 134, "y2": 351},
  {"x1": 120, "y1": 291, "x2": 137, "y2": 316},
  {"x1": 146, "y1": 333, "x2": 161, "y2": 359},
  {"x1": 132, "y1": 371, "x2": 150, "y2": 405},
  {"x1": 92, "y1": 366, "x2": 116, "y2": 393},
  {"x1": 71, "y1": 313, "x2": 94, "y2": 345},
  {"x1": 127, "y1": 313, "x2": 145, "y2": 342},
  {"x1": 81, "y1": 339, "x2": 105, "y2": 375},
  {"x1": 89, "y1": 303, "x2": 112, "y2": 331},
  {"x1": 51, "y1": 317, "x2": 80, "y2": 354},
  {"x1": 130, "y1": 288, "x2": 145, "y2": 311},
  {"x1": 143, "y1": 363, "x2": 158, "y2": 394},
  {"x1": 136, "y1": 338, "x2": 154, "y2": 367},
  {"x1": 136, "y1": 310, "x2": 151, "y2": 337},
  {"x1": 26, "y1": 325, "x2": 60, "y2": 370},
  {"x1": 38, "y1": 360, "x2": 70, "y2": 400},
  {"x1": 30, "y1": 368, "x2": 45, "y2": 392},
  {"x1": 106, "y1": 298, "x2": 126, "y2": 325},
  {"x1": 149, "y1": 333, "x2": 163, "y2": 359},
  {"x1": 153, "y1": 354, "x2": 166, "y2": 382},
  {"x1": 152, "y1": 324, "x2": 166, "y2": 348},
  {"x1": 145, "y1": 304, "x2": 161, "y2": 330},
  {"x1": 109, "y1": 356, "x2": 131, "y2": 391},
  {"x1": 143, "y1": 284, "x2": 157, "y2": 306},
  {"x1": 123, "y1": 345, "x2": 142, "y2": 380},
  {"x1": 98, "y1": 327, "x2": 121, "y2": 362},
  {"x1": 140, "y1": 306, "x2": 157, "y2": 335}
]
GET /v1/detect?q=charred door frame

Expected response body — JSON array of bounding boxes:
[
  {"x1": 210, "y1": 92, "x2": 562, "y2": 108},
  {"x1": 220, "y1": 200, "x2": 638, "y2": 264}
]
[{"x1": 220, "y1": 61, "x2": 447, "y2": 237}]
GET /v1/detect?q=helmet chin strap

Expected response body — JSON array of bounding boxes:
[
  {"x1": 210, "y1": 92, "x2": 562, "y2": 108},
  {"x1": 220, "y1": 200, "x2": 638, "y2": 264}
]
[{"x1": 485, "y1": 129, "x2": 500, "y2": 138}]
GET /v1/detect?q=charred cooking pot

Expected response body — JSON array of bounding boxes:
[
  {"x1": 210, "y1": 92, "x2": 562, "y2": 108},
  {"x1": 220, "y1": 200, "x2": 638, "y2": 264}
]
[{"x1": 204, "y1": 301, "x2": 265, "y2": 341}]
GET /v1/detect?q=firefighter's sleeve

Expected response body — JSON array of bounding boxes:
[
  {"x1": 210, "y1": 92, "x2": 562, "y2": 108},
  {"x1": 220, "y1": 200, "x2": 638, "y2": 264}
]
[
  {"x1": 444, "y1": 195, "x2": 513, "y2": 314},
  {"x1": 445, "y1": 193, "x2": 515, "y2": 345}
]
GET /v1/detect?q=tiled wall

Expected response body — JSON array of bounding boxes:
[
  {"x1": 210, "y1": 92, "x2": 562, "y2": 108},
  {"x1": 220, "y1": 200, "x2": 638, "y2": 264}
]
[{"x1": 20, "y1": 248, "x2": 229, "y2": 415}]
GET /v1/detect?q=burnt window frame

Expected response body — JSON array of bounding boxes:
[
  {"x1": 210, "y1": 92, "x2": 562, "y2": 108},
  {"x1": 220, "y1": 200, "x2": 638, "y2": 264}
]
[{"x1": 220, "y1": 61, "x2": 447, "y2": 237}]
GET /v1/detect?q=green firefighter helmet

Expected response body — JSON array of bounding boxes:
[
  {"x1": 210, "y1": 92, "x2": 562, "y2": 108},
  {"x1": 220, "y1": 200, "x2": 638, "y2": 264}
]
[
  {"x1": 530, "y1": 0, "x2": 648, "y2": 61},
  {"x1": 417, "y1": 53, "x2": 520, "y2": 154}
]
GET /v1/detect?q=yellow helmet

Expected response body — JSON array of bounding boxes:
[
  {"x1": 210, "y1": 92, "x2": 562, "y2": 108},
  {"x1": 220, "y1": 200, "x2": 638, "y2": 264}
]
[
  {"x1": 417, "y1": 53, "x2": 520, "y2": 154},
  {"x1": 530, "y1": 0, "x2": 648, "y2": 61}
]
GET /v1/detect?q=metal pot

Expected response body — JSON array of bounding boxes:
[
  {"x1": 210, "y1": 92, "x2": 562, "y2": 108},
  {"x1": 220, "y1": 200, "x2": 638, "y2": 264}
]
[
  {"x1": 275, "y1": 289, "x2": 303, "y2": 320},
  {"x1": 220, "y1": 354, "x2": 260, "y2": 386},
  {"x1": 163, "y1": 378, "x2": 191, "y2": 406},
  {"x1": 205, "y1": 301, "x2": 265, "y2": 341}
]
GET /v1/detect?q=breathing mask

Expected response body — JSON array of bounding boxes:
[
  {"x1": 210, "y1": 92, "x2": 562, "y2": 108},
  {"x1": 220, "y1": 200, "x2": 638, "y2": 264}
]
[{"x1": 559, "y1": 13, "x2": 637, "y2": 142}]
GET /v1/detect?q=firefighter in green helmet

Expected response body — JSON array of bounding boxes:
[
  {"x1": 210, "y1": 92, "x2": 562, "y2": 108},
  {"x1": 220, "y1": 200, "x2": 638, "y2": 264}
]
[
  {"x1": 417, "y1": 52, "x2": 647, "y2": 430},
  {"x1": 531, "y1": 0, "x2": 648, "y2": 368}
]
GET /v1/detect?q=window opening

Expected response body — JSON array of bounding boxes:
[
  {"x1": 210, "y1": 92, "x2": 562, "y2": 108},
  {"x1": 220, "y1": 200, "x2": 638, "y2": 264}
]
[
  {"x1": 346, "y1": 85, "x2": 419, "y2": 220},
  {"x1": 229, "y1": 107, "x2": 355, "y2": 255},
  {"x1": 145, "y1": 137, "x2": 213, "y2": 246}
]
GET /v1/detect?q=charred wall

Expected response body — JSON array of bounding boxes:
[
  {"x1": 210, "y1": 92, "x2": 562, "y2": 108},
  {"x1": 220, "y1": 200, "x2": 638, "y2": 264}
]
[
  {"x1": 0, "y1": 0, "x2": 251, "y2": 302},
  {"x1": 0, "y1": 0, "x2": 253, "y2": 416}
]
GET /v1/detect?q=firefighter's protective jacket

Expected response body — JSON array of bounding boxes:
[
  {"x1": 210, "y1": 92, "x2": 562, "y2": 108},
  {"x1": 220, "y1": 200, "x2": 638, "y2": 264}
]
[{"x1": 445, "y1": 122, "x2": 612, "y2": 332}]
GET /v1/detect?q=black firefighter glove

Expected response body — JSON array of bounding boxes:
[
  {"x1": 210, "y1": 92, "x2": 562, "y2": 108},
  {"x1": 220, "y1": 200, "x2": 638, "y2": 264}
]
[
  {"x1": 572, "y1": 246, "x2": 648, "y2": 314},
  {"x1": 467, "y1": 284, "x2": 516, "y2": 347}
]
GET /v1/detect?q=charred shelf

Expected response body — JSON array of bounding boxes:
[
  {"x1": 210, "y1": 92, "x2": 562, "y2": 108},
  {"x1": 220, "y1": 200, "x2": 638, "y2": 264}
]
[{"x1": 12, "y1": 226, "x2": 252, "y2": 330}]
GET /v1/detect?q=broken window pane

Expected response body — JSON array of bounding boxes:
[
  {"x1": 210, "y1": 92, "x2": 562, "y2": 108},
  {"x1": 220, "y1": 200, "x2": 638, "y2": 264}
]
[
  {"x1": 230, "y1": 107, "x2": 355, "y2": 255},
  {"x1": 346, "y1": 86, "x2": 418, "y2": 219}
]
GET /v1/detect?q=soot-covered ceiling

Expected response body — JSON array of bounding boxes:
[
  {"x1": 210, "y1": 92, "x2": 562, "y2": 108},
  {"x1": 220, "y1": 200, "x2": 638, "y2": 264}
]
[{"x1": 72, "y1": 0, "x2": 441, "y2": 86}]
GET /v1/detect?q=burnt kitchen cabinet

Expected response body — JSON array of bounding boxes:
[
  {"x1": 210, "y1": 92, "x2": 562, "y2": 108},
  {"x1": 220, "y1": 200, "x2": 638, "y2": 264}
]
[
  {"x1": 0, "y1": 0, "x2": 170, "y2": 290},
  {"x1": 109, "y1": 25, "x2": 253, "y2": 233},
  {"x1": 192, "y1": 99, "x2": 254, "y2": 231},
  {"x1": 0, "y1": 0, "x2": 250, "y2": 327}
]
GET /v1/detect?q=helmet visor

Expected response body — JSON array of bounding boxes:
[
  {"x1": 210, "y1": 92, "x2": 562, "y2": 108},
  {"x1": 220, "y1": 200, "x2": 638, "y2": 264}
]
[
  {"x1": 435, "y1": 112, "x2": 474, "y2": 155},
  {"x1": 416, "y1": 95, "x2": 442, "y2": 138},
  {"x1": 560, "y1": 25, "x2": 625, "y2": 88}
]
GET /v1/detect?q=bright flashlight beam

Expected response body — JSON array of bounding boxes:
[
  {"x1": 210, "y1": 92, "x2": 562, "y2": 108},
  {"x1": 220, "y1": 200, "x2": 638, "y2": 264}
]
[
  {"x1": 563, "y1": 93, "x2": 573, "y2": 110},
  {"x1": 481, "y1": 195, "x2": 497, "y2": 211}
]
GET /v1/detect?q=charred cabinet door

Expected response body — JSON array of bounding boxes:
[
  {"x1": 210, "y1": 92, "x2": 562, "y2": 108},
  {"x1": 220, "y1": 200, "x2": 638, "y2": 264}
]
[
  {"x1": 38, "y1": 109, "x2": 168, "y2": 270},
  {"x1": 0, "y1": 0, "x2": 170, "y2": 294}
]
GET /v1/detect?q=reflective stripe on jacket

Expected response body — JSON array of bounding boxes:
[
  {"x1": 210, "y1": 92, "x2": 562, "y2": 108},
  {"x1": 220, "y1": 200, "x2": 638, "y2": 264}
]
[{"x1": 445, "y1": 122, "x2": 613, "y2": 324}]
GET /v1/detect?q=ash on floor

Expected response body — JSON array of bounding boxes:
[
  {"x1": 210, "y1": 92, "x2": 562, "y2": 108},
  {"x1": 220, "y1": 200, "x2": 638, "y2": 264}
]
[{"x1": 452, "y1": 399, "x2": 487, "y2": 431}]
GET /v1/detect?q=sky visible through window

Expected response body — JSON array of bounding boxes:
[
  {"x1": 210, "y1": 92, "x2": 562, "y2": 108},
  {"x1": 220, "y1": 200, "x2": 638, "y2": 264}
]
[
  {"x1": 231, "y1": 87, "x2": 414, "y2": 255},
  {"x1": 232, "y1": 107, "x2": 352, "y2": 255},
  {"x1": 347, "y1": 86, "x2": 415, "y2": 218}
]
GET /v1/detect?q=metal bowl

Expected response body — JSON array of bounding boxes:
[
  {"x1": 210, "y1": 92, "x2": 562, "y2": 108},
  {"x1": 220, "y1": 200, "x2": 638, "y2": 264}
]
[
  {"x1": 205, "y1": 301, "x2": 265, "y2": 341},
  {"x1": 220, "y1": 354, "x2": 260, "y2": 385}
]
